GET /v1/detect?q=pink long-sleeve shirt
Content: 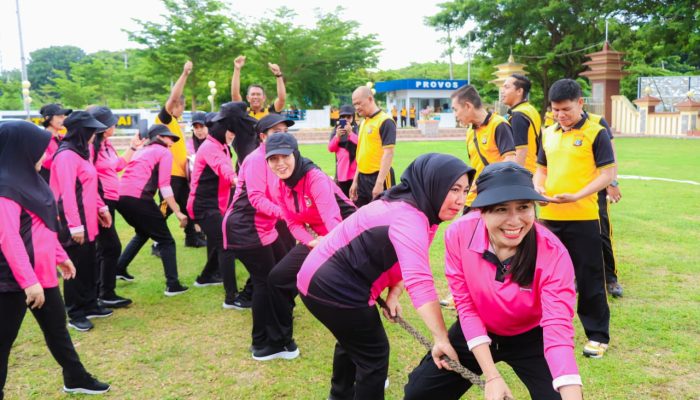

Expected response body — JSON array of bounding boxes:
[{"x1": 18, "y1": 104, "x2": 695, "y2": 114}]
[
  {"x1": 327, "y1": 130, "x2": 358, "y2": 182},
  {"x1": 92, "y1": 138, "x2": 127, "y2": 201},
  {"x1": 274, "y1": 168, "x2": 356, "y2": 246},
  {"x1": 50, "y1": 150, "x2": 106, "y2": 242},
  {"x1": 187, "y1": 136, "x2": 236, "y2": 219},
  {"x1": 118, "y1": 144, "x2": 174, "y2": 200},
  {"x1": 223, "y1": 143, "x2": 282, "y2": 250},
  {"x1": 0, "y1": 197, "x2": 69, "y2": 291},
  {"x1": 41, "y1": 135, "x2": 61, "y2": 171},
  {"x1": 444, "y1": 210, "x2": 580, "y2": 390},
  {"x1": 297, "y1": 200, "x2": 438, "y2": 309}
]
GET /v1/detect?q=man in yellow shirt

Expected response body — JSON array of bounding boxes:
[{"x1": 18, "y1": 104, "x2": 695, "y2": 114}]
[
  {"x1": 350, "y1": 86, "x2": 396, "y2": 207},
  {"x1": 153, "y1": 60, "x2": 205, "y2": 249},
  {"x1": 500, "y1": 74, "x2": 542, "y2": 173},
  {"x1": 391, "y1": 105, "x2": 398, "y2": 123},
  {"x1": 409, "y1": 105, "x2": 416, "y2": 127},
  {"x1": 400, "y1": 106, "x2": 407, "y2": 127},
  {"x1": 534, "y1": 79, "x2": 615, "y2": 359},
  {"x1": 230, "y1": 55, "x2": 286, "y2": 120}
]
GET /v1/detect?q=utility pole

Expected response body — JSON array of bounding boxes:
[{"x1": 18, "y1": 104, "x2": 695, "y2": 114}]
[{"x1": 15, "y1": 0, "x2": 31, "y2": 118}]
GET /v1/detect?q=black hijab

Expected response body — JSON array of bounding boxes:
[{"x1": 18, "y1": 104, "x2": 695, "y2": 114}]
[
  {"x1": 208, "y1": 120, "x2": 228, "y2": 145},
  {"x1": 382, "y1": 153, "x2": 474, "y2": 225},
  {"x1": 0, "y1": 120, "x2": 59, "y2": 231},
  {"x1": 220, "y1": 102, "x2": 258, "y2": 164},
  {"x1": 56, "y1": 111, "x2": 106, "y2": 160},
  {"x1": 283, "y1": 150, "x2": 319, "y2": 189}
]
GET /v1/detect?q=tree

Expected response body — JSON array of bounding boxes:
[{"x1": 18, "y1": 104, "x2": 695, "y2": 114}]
[
  {"x1": 27, "y1": 46, "x2": 85, "y2": 94},
  {"x1": 0, "y1": 70, "x2": 23, "y2": 110},
  {"x1": 126, "y1": 0, "x2": 245, "y2": 110}
]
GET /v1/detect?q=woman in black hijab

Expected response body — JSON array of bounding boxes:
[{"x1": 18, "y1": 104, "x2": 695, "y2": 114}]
[
  {"x1": 0, "y1": 120, "x2": 110, "y2": 396},
  {"x1": 50, "y1": 111, "x2": 114, "y2": 332}
]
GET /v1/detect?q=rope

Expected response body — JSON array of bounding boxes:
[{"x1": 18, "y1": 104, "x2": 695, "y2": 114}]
[{"x1": 376, "y1": 297, "x2": 514, "y2": 399}]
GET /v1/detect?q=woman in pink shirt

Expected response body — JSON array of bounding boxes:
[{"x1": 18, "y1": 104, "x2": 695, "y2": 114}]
[
  {"x1": 88, "y1": 106, "x2": 145, "y2": 309},
  {"x1": 0, "y1": 120, "x2": 110, "y2": 396},
  {"x1": 256, "y1": 132, "x2": 356, "y2": 362},
  {"x1": 404, "y1": 162, "x2": 583, "y2": 400},
  {"x1": 327, "y1": 104, "x2": 358, "y2": 197},
  {"x1": 50, "y1": 111, "x2": 114, "y2": 332},
  {"x1": 38, "y1": 103, "x2": 72, "y2": 182},
  {"x1": 297, "y1": 153, "x2": 473, "y2": 400}
]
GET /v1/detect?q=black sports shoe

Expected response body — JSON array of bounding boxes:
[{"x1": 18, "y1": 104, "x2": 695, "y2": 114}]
[
  {"x1": 63, "y1": 374, "x2": 110, "y2": 395},
  {"x1": 185, "y1": 234, "x2": 207, "y2": 248},
  {"x1": 85, "y1": 306, "x2": 113, "y2": 320},
  {"x1": 164, "y1": 282, "x2": 189, "y2": 297},
  {"x1": 98, "y1": 294, "x2": 133, "y2": 308},
  {"x1": 607, "y1": 281, "x2": 624, "y2": 298},
  {"x1": 252, "y1": 340, "x2": 299, "y2": 361},
  {"x1": 116, "y1": 270, "x2": 135, "y2": 282},
  {"x1": 151, "y1": 242, "x2": 162, "y2": 258},
  {"x1": 222, "y1": 292, "x2": 252, "y2": 310},
  {"x1": 68, "y1": 317, "x2": 93, "y2": 332},
  {"x1": 194, "y1": 275, "x2": 224, "y2": 287}
]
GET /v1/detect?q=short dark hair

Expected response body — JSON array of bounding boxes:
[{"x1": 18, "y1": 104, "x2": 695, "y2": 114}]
[
  {"x1": 548, "y1": 79, "x2": 582, "y2": 102},
  {"x1": 247, "y1": 84, "x2": 266, "y2": 96},
  {"x1": 510, "y1": 74, "x2": 531, "y2": 100},
  {"x1": 451, "y1": 85, "x2": 482, "y2": 108}
]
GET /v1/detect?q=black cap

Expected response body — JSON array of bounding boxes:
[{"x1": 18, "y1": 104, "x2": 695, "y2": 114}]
[
  {"x1": 212, "y1": 102, "x2": 255, "y2": 123},
  {"x1": 265, "y1": 132, "x2": 298, "y2": 158},
  {"x1": 339, "y1": 104, "x2": 355, "y2": 117},
  {"x1": 470, "y1": 162, "x2": 548, "y2": 208},
  {"x1": 256, "y1": 113, "x2": 295, "y2": 134},
  {"x1": 63, "y1": 111, "x2": 107, "y2": 131},
  {"x1": 205, "y1": 112, "x2": 217, "y2": 125},
  {"x1": 148, "y1": 124, "x2": 180, "y2": 142},
  {"x1": 87, "y1": 106, "x2": 118, "y2": 128},
  {"x1": 191, "y1": 112, "x2": 207, "y2": 126},
  {"x1": 39, "y1": 103, "x2": 72, "y2": 118}
]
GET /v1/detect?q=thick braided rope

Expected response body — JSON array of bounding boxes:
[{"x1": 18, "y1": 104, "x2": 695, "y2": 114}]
[{"x1": 377, "y1": 298, "x2": 516, "y2": 399}]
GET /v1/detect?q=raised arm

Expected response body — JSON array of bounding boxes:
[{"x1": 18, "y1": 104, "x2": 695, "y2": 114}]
[
  {"x1": 231, "y1": 56, "x2": 245, "y2": 101},
  {"x1": 166, "y1": 61, "x2": 192, "y2": 115},
  {"x1": 268, "y1": 63, "x2": 286, "y2": 112}
]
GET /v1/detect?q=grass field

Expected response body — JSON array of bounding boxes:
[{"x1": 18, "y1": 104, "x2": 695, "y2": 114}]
[{"x1": 5, "y1": 137, "x2": 700, "y2": 399}]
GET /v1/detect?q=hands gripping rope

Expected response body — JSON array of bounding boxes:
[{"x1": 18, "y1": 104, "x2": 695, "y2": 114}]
[{"x1": 376, "y1": 297, "x2": 515, "y2": 400}]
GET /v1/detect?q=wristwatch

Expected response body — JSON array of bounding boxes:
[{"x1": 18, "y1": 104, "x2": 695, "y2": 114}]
[{"x1": 609, "y1": 180, "x2": 619, "y2": 187}]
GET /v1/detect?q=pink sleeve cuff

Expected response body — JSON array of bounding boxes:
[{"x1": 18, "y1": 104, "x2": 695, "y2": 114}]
[
  {"x1": 99, "y1": 206, "x2": 109, "y2": 214},
  {"x1": 553, "y1": 375, "x2": 582, "y2": 391},
  {"x1": 466, "y1": 335, "x2": 491, "y2": 351},
  {"x1": 69, "y1": 225, "x2": 85, "y2": 234},
  {"x1": 160, "y1": 186, "x2": 174, "y2": 198}
]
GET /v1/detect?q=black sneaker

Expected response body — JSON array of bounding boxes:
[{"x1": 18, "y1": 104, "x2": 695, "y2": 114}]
[
  {"x1": 85, "y1": 306, "x2": 113, "y2": 320},
  {"x1": 116, "y1": 270, "x2": 135, "y2": 282},
  {"x1": 607, "y1": 281, "x2": 624, "y2": 298},
  {"x1": 151, "y1": 243, "x2": 162, "y2": 258},
  {"x1": 63, "y1": 374, "x2": 110, "y2": 395},
  {"x1": 68, "y1": 317, "x2": 94, "y2": 332},
  {"x1": 222, "y1": 292, "x2": 252, "y2": 310},
  {"x1": 194, "y1": 275, "x2": 224, "y2": 288},
  {"x1": 252, "y1": 340, "x2": 299, "y2": 361},
  {"x1": 98, "y1": 294, "x2": 133, "y2": 308},
  {"x1": 164, "y1": 282, "x2": 189, "y2": 297},
  {"x1": 185, "y1": 235, "x2": 207, "y2": 248}
]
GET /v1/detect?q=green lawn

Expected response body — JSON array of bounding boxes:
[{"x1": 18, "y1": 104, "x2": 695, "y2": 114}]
[{"x1": 5, "y1": 138, "x2": 700, "y2": 399}]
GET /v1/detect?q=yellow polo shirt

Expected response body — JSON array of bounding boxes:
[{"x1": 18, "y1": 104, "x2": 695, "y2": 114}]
[
  {"x1": 155, "y1": 108, "x2": 187, "y2": 178},
  {"x1": 357, "y1": 110, "x2": 396, "y2": 174},
  {"x1": 507, "y1": 100, "x2": 542, "y2": 173}
]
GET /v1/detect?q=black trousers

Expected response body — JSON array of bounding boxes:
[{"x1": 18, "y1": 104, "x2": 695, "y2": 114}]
[
  {"x1": 597, "y1": 190, "x2": 618, "y2": 283},
  {"x1": 356, "y1": 169, "x2": 395, "y2": 208},
  {"x1": 116, "y1": 196, "x2": 179, "y2": 286},
  {"x1": 336, "y1": 180, "x2": 352, "y2": 198},
  {"x1": 160, "y1": 176, "x2": 196, "y2": 237},
  {"x1": 96, "y1": 199, "x2": 121, "y2": 298},
  {"x1": 267, "y1": 244, "x2": 310, "y2": 346},
  {"x1": 400, "y1": 116, "x2": 407, "y2": 127},
  {"x1": 276, "y1": 220, "x2": 296, "y2": 253},
  {"x1": 196, "y1": 211, "x2": 227, "y2": 281},
  {"x1": 0, "y1": 288, "x2": 89, "y2": 398},
  {"x1": 410, "y1": 117, "x2": 416, "y2": 127},
  {"x1": 234, "y1": 238, "x2": 288, "y2": 347},
  {"x1": 302, "y1": 295, "x2": 389, "y2": 400},
  {"x1": 404, "y1": 322, "x2": 559, "y2": 400},
  {"x1": 541, "y1": 219, "x2": 610, "y2": 343},
  {"x1": 63, "y1": 241, "x2": 98, "y2": 319}
]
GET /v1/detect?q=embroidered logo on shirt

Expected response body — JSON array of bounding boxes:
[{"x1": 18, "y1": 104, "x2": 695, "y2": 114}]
[
  {"x1": 481, "y1": 137, "x2": 487, "y2": 144},
  {"x1": 574, "y1": 139, "x2": 583, "y2": 146},
  {"x1": 304, "y1": 196, "x2": 312, "y2": 207}
]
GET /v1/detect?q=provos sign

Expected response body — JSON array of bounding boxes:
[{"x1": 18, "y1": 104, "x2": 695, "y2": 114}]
[{"x1": 414, "y1": 80, "x2": 463, "y2": 90}]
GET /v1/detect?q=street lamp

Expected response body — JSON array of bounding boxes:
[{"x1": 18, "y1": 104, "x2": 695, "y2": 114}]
[
  {"x1": 21, "y1": 80, "x2": 31, "y2": 119},
  {"x1": 208, "y1": 80, "x2": 217, "y2": 111}
]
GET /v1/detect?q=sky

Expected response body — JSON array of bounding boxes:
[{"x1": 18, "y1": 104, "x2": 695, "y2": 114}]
[{"x1": 0, "y1": 0, "x2": 469, "y2": 74}]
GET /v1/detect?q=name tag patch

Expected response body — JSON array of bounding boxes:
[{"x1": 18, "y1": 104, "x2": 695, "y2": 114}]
[{"x1": 574, "y1": 139, "x2": 583, "y2": 146}]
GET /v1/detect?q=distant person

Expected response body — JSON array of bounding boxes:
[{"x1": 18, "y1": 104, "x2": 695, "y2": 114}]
[
  {"x1": 410, "y1": 105, "x2": 417, "y2": 127},
  {"x1": 544, "y1": 106, "x2": 555, "y2": 128},
  {"x1": 38, "y1": 103, "x2": 72, "y2": 182},
  {"x1": 350, "y1": 86, "x2": 396, "y2": 207},
  {"x1": 0, "y1": 120, "x2": 110, "y2": 397},
  {"x1": 231, "y1": 55, "x2": 286, "y2": 120},
  {"x1": 186, "y1": 112, "x2": 209, "y2": 157},
  {"x1": 500, "y1": 74, "x2": 542, "y2": 172},
  {"x1": 330, "y1": 106, "x2": 340, "y2": 127},
  {"x1": 534, "y1": 79, "x2": 615, "y2": 359},
  {"x1": 400, "y1": 106, "x2": 407, "y2": 127},
  {"x1": 328, "y1": 104, "x2": 358, "y2": 197},
  {"x1": 391, "y1": 105, "x2": 398, "y2": 123}
]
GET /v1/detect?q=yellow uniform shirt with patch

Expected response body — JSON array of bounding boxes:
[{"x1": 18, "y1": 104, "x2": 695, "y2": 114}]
[
  {"x1": 155, "y1": 109, "x2": 187, "y2": 178},
  {"x1": 465, "y1": 112, "x2": 516, "y2": 205},
  {"x1": 331, "y1": 109, "x2": 340, "y2": 120},
  {"x1": 409, "y1": 107, "x2": 416, "y2": 118},
  {"x1": 508, "y1": 101, "x2": 542, "y2": 173},
  {"x1": 537, "y1": 117, "x2": 616, "y2": 221},
  {"x1": 357, "y1": 110, "x2": 396, "y2": 174},
  {"x1": 400, "y1": 108, "x2": 407, "y2": 117}
]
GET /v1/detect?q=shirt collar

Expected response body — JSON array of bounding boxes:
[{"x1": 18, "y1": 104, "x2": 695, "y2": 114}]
[
  {"x1": 474, "y1": 112, "x2": 492, "y2": 129},
  {"x1": 561, "y1": 114, "x2": 588, "y2": 132},
  {"x1": 467, "y1": 214, "x2": 490, "y2": 254},
  {"x1": 369, "y1": 108, "x2": 382, "y2": 119},
  {"x1": 507, "y1": 100, "x2": 529, "y2": 114}
]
